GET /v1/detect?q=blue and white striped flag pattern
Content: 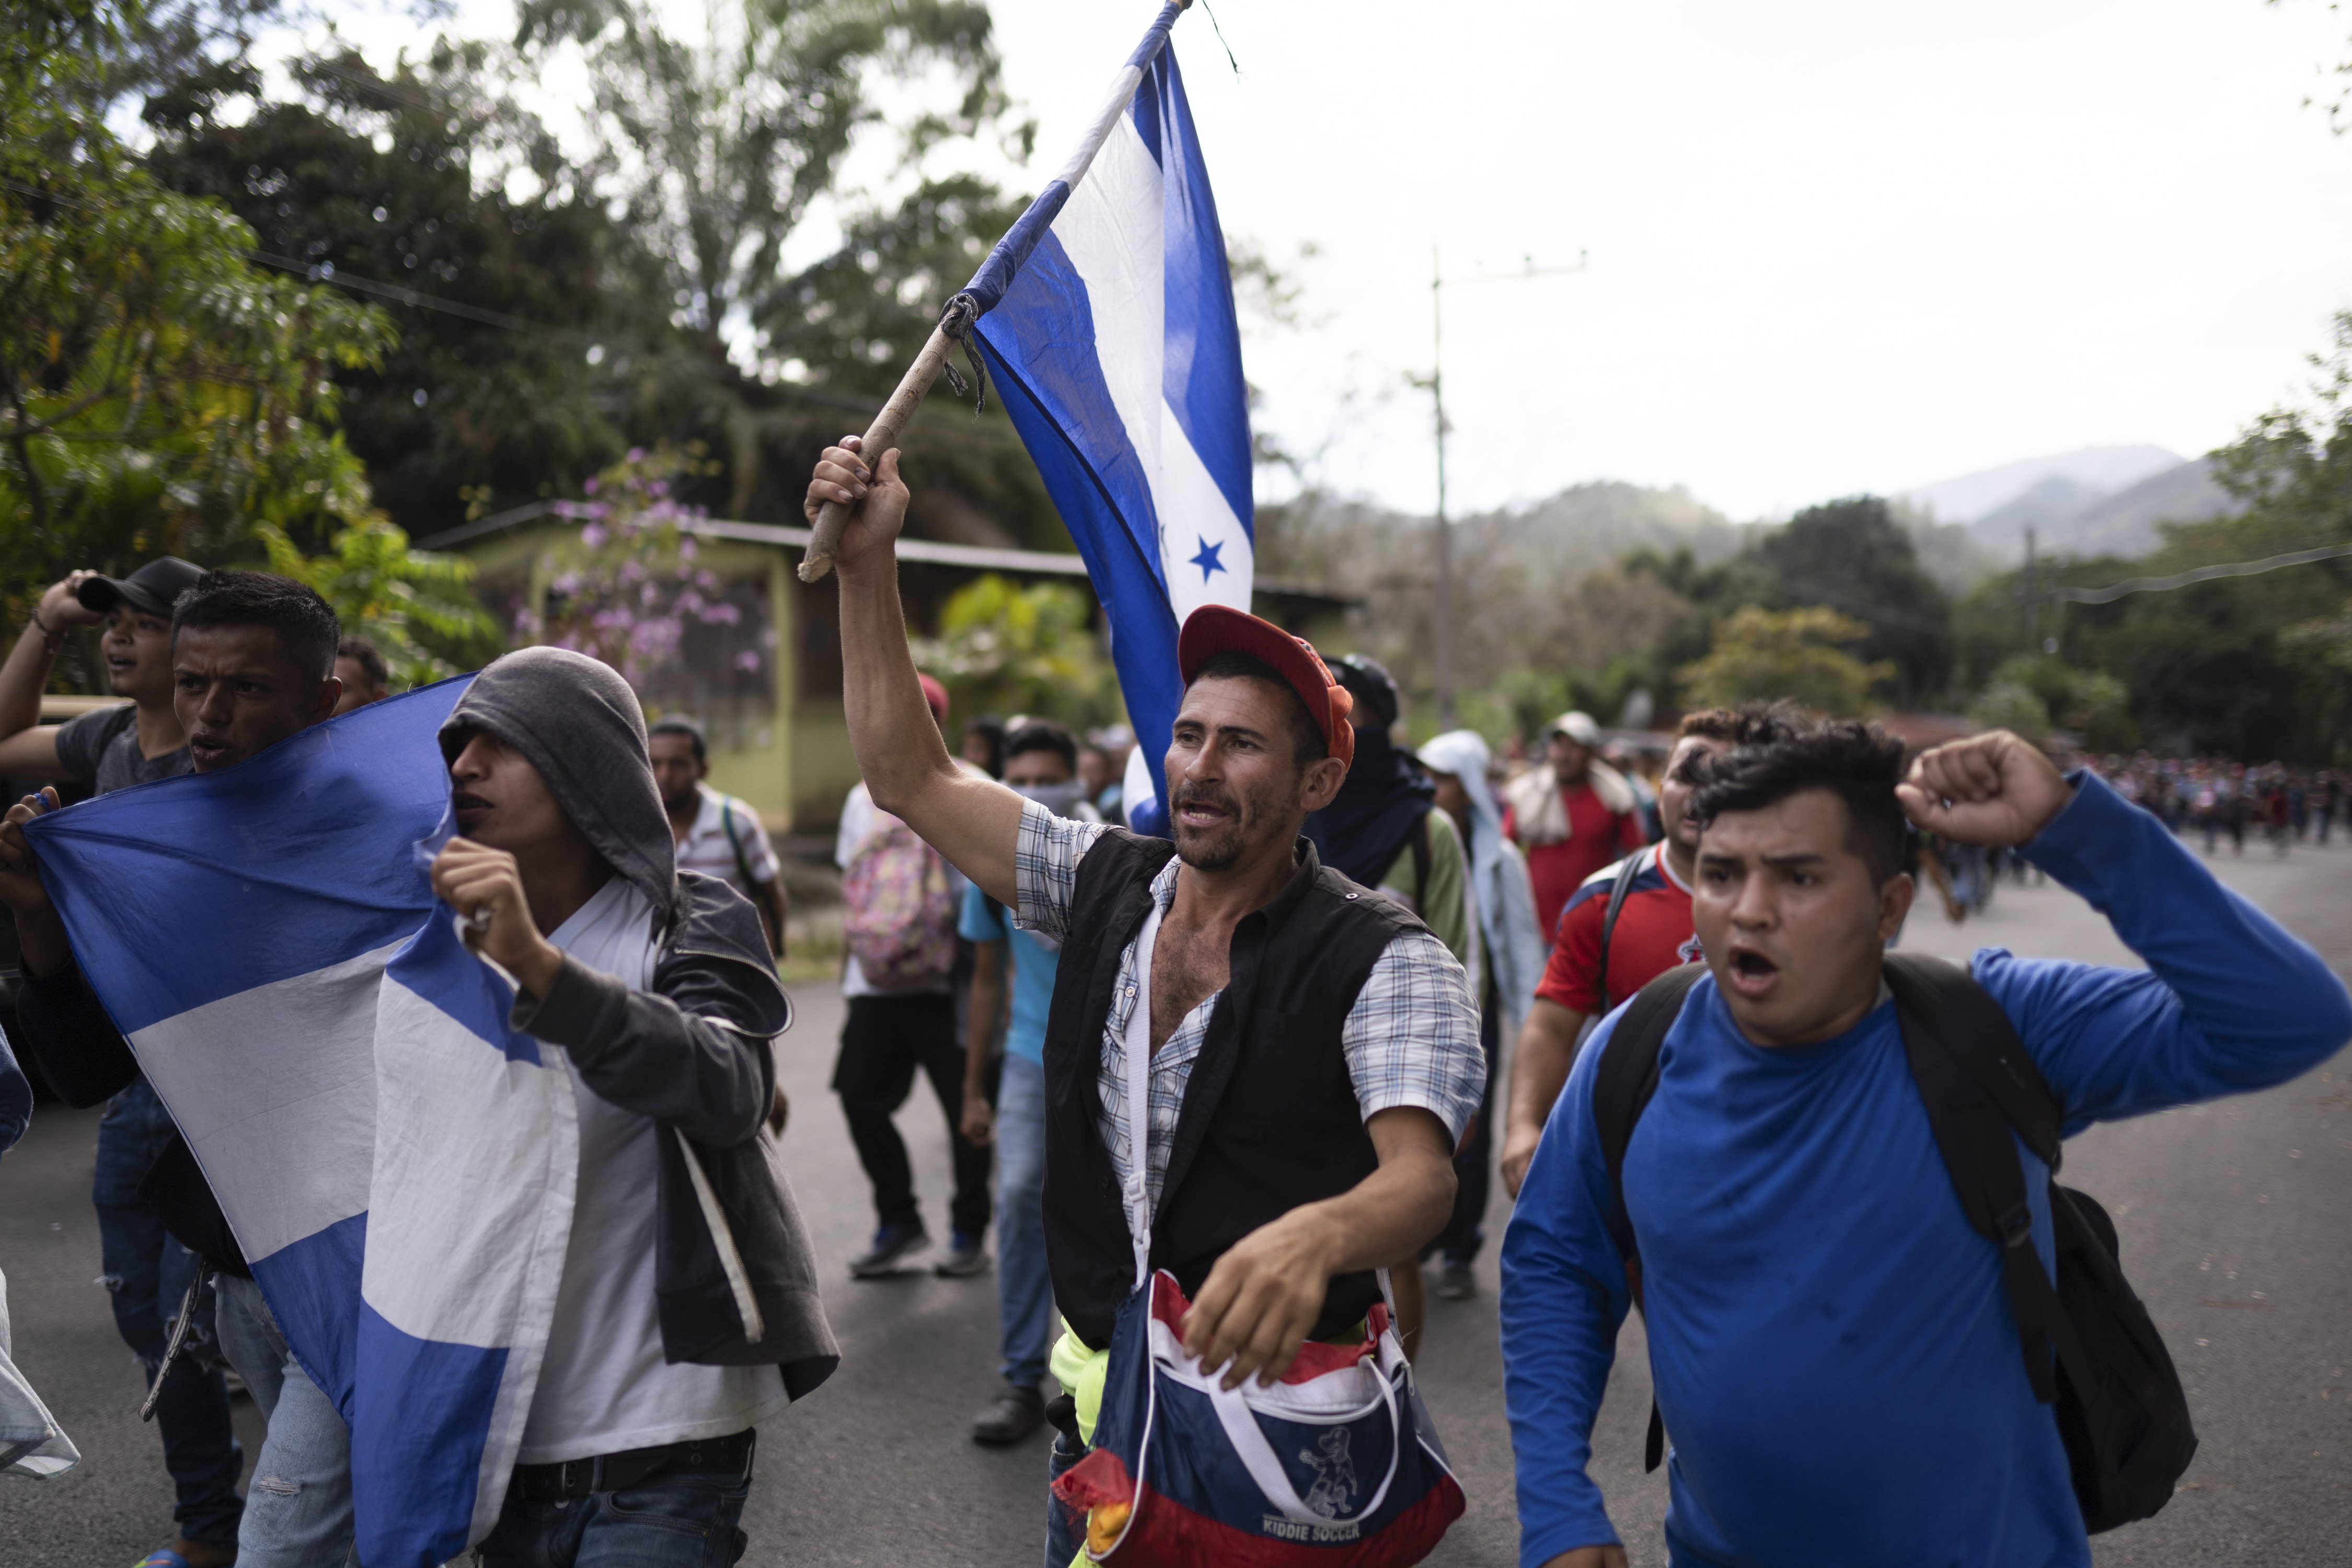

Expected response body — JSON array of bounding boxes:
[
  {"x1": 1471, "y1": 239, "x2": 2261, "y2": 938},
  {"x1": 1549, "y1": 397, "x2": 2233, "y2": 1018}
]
[
  {"x1": 963, "y1": 2, "x2": 1251, "y2": 824},
  {"x1": 24, "y1": 678, "x2": 579, "y2": 1566}
]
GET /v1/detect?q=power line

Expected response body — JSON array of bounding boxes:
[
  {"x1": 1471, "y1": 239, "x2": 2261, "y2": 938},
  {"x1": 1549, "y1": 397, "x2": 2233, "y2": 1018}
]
[{"x1": 2047, "y1": 540, "x2": 2352, "y2": 604}]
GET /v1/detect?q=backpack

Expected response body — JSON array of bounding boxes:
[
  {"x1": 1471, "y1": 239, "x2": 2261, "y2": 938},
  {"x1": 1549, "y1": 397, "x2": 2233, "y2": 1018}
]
[
  {"x1": 841, "y1": 814, "x2": 956, "y2": 989},
  {"x1": 1593, "y1": 953, "x2": 2197, "y2": 1534}
]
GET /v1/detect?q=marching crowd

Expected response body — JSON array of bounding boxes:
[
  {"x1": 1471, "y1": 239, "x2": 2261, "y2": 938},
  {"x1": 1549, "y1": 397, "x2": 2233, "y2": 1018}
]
[{"x1": 0, "y1": 441, "x2": 2346, "y2": 1568}]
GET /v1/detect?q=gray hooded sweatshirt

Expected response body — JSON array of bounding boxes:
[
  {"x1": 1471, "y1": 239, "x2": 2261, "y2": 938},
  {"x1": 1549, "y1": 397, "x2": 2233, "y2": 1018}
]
[{"x1": 440, "y1": 647, "x2": 837, "y2": 1397}]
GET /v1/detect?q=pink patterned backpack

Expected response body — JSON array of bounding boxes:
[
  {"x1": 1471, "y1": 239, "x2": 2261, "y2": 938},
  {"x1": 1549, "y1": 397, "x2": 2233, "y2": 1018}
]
[{"x1": 842, "y1": 813, "x2": 956, "y2": 988}]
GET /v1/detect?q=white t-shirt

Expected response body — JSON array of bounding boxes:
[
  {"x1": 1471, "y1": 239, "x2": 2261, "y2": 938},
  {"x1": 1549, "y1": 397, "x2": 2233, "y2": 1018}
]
[
  {"x1": 516, "y1": 877, "x2": 788, "y2": 1464},
  {"x1": 674, "y1": 786, "x2": 781, "y2": 904}
]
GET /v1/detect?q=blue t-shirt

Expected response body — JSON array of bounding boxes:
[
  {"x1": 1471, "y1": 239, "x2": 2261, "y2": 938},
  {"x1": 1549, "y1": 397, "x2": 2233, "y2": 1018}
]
[
  {"x1": 958, "y1": 880, "x2": 1060, "y2": 1066},
  {"x1": 1500, "y1": 771, "x2": 2352, "y2": 1568}
]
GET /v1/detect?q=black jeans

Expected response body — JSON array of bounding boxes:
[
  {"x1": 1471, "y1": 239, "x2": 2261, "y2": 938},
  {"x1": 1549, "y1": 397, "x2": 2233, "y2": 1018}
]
[
  {"x1": 833, "y1": 993, "x2": 992, "y2": 1237},
  {"x1": 1433, "y1": 997, "x2": 1502, "y2": 1263}
]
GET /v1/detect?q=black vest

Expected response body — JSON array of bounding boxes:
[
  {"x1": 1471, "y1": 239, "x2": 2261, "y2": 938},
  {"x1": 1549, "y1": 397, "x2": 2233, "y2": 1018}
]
[{"x1": 1041, "y1": 828, "x2": 1425, "y2": 1349}]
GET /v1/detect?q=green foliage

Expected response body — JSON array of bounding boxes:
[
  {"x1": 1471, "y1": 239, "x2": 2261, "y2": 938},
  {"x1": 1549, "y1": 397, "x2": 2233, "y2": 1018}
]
[
  {"x1": 1750, "y1": 496, "x2": 1952, "y2": 706},
  {"x1": 1678, "y1": 606, "x2": 1893, "y2": 718},
  {"x1": 501, "y1": 0, "x2": 1054, "y2": 544},
  {"x1": 141, "y1": 47, "x2": 626, "y2": 538},
  {"x1": 255, "y1": 520, "x2": 501, "y2": 687},
  {"x1": 910, "y1": 574, "x2": 1124, "y2": 731},
  {"x1": 1, "y1": 2, "x2": 393, "y2": 649},
  {"x1": 1968, "y1": 682, "x2": 2051, "y2": 744},
  {"x1": 2067, "y1": 670, "x2": 2135, "y2": 753}
]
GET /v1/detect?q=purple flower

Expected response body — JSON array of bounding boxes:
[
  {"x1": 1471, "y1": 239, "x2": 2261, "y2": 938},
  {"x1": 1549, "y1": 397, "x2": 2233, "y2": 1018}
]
[
  {"x1": 735, "y1": 650, "x2": 762, "y2": 672},
  {"x1": 583, "y1": 477, "x2": 600, "y2": 495},
  {"x1": 580, "y1": 523, "x2": 607, "y2": 549}
]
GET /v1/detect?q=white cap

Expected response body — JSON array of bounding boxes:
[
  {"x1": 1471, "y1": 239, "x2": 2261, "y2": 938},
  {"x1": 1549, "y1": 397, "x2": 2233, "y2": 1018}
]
[{"x1": 1548, "y1": 710, "x2": 1601, "y2": 746}]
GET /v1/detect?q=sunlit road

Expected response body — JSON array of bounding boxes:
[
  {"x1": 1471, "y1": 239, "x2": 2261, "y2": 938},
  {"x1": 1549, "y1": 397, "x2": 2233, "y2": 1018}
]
[{"x1": 3, "y1": 834, "x2": 2347, "y2": 1565}]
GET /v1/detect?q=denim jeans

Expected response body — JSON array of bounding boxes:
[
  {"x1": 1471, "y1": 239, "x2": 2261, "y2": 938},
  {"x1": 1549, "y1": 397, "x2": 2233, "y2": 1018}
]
[
  {"x1": 475, "y1": 1470, "x2": 752, "y2": 1567},
  {"x1": 213, "y1": 1273, "x2": 358, "y2": 1567},
  {"x1": 994, "y1": 1054, "x2": 1054, "y2": 1389},
  {"x1": 1044, "y1": 1427, "x2": 1086, "y2": 1568},
  {"x1": 95, "y1": 1077, "x2": 244, "y2": 1548}
]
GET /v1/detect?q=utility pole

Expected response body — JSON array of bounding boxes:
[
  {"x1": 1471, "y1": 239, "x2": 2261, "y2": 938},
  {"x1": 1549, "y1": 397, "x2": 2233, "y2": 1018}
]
[
  {"x1": 2025, "y1": 526, "x2": 2041, "y2": 652},
  {"x1": 1425, "y1": 246, "x2": 1588, "y2": 727}
]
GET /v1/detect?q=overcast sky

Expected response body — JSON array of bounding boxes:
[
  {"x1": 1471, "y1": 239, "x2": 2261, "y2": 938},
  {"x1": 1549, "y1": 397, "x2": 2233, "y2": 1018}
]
[{"x1": 330, "y1": 0, "x2": 2352, "y2": 523}]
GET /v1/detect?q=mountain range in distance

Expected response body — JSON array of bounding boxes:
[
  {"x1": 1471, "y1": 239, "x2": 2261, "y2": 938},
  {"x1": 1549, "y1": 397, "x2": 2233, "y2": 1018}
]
[{"x1": 1897, "y1": 444, "x2": 2240, "y2": 562}]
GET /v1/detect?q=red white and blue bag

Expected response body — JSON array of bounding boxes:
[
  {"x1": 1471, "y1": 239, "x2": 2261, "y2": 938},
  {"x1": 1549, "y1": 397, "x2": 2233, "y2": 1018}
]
[{"x1": 1050, "y1": 904, "x2": 1466, "y2": 1564}]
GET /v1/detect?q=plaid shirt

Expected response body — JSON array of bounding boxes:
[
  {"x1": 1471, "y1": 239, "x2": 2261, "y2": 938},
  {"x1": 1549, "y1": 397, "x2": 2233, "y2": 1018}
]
[{"x1": 1012, "y1": 801, "x2": 1484, "y2": 1215}]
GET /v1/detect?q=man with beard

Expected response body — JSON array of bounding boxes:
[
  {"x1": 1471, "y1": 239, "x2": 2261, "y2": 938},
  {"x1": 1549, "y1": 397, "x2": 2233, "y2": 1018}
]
[
  {"x1": 803, "y1": 441, "x2": 1484, "y2": 1563},
  {"x1": 649, "y1": 717, "x2": 788, "y2": 958},
  {"x1": 1498, "y1": 704, "x2": 1798, "y2": 1198}
]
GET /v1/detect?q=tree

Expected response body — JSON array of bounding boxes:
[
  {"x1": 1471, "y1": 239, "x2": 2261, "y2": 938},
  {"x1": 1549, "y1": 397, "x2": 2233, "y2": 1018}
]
[
  {"x1": 1752, "y1": 496, "x2": 1952, "y2": 707},
  {"x1": 2, "y1": 0, "x2": 392, "y2": 661},
  {"x1": 142, "y1": 47, "x2": 626, "y2": 540},
  {"x1": 1677, "y1": 606, "x2": 1894, "y2": 718},
  {"x1": 505, "y1": 0, "x2": 1053, "y2": 542},
  {"x1": 256, "y1": 520, "x2": 502, "y2": 687},
  {"x1": 910, "y1": 574, "x2": 1125, "y2": 731}
]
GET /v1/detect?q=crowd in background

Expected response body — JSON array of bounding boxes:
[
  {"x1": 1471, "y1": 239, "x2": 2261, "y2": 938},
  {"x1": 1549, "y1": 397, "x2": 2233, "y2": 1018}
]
[{"x1": 2091, "y1": 754, "x2": 2342, "y2": 856}]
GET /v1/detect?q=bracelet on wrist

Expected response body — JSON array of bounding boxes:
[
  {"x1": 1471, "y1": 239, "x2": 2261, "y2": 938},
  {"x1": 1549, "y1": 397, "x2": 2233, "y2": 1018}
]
[{"x1": 28, "y1": 608, "x2": 62, "y2": 652}]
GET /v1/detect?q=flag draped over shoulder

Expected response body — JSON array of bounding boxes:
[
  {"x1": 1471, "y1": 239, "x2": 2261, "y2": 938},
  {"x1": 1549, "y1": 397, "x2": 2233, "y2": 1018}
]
[
  {"x1": 23, "y1": 678, "x2": 580, "y2": 1567},
  {"x1": 962, "y1": 3, "x2": 1250, "y2": 824}
]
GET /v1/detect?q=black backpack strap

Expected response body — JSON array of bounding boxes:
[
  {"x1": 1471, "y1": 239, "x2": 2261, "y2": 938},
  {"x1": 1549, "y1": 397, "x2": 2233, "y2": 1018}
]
[
  {"x1": 1409, "y1": 810, "x2": 1432, "y2": 913},
  {"x1": 1883, "y1": 952, "x2": 2076, "y2": 1405},
  {"x1": 1589, "y1": 960, "x2": 1705, "y2": 1474},
  {"x1": 1593, "y1": 849, "x2": 1645, "y2": 1014}
]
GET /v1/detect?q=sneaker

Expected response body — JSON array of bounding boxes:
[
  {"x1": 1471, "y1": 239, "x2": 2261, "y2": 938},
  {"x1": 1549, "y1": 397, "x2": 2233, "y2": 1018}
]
[
  {"x1": 848, "y1": 1222, "x2": 929, "y2": 1278},
  {"x1": 971, "y1": 1381, "x2": 1046, "y2": 1446},
  {"x1": 1434, "y1": 1260, "x2": 1478, "y2": 1300},
  {"x1": 934, "y1": 1230, "x2": 990, "y2": 1277}
]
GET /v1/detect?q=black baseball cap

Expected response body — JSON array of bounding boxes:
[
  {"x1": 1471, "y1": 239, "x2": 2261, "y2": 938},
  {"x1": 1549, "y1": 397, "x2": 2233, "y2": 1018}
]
[{"x1": 76, "y1": 557, "x2": 205, "y2": 620}]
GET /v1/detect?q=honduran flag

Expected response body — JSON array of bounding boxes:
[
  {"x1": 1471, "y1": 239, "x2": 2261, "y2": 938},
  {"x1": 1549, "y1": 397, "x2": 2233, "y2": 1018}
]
[
  {"x1": 25, "y1": 677, "x2": 581, "y2": 1566},
  {"x1": 961, "y1": 2, "x2": 1252, "y2": 827}
]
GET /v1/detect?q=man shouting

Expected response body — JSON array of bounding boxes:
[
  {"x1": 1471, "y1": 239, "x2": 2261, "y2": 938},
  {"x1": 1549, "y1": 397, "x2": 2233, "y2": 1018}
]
[
  {"x1": 804, "y1": 441, "x2": 1484, "y2": 1563},
  {"x1": 1500, "y1": 722, "x2": 2352, "y2": 1568}
]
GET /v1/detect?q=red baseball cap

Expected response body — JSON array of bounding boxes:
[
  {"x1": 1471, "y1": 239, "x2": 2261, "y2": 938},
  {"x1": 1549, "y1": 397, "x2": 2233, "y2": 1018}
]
[
  {"x1": 1176, "y1": 604, "x2": 1355, "y2": 770},
  {"x1": 917, "y1": 672, "x2": 949, "y2": 722}
]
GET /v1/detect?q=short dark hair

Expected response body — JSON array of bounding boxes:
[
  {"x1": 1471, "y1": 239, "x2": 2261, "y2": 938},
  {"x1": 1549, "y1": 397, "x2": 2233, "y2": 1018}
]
[
  {"x1": 1187, "y1": 648, "x2": 1327, "y2": 768},
  {"x1": 338, "y1": 636, "x2": 389, "y2": 692},
  {"x1": 963, "y1": 714, "x2": 1007, "y2": 778},
  {"x1": 1677, "y1": 699, "x2": 1806, "y2": 748},
  {"x1": 649, "y1": 716, "x2": 708, "y2": 763},
  {"x1": 1005, "y1": 718, "x2": 1078, "y2": 773},
  {"x1": 173, "y1": 570, "x2": 340, "y2": 679},
  {"x1": 1686, "y1": 719, "x2": 1910, "y2": 884},
  {"x1": 1331, "y1": 653, "x2": 1399, "y2": 730}
]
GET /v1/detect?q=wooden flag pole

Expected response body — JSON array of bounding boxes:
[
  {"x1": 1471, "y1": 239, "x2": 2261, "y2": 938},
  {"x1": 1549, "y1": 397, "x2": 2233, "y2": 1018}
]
[{"x1": 795, "y1": 321, "x2": 963, "y2": 583}]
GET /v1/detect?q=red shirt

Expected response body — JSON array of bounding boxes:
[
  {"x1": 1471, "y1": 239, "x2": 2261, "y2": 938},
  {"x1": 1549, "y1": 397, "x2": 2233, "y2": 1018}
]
[
  {"x1": 1534, "y1": 844, "x2": 1703, "y2": 1017},
  {"x1": 1513, "y1": 786, "x2": 1648, "y2": 943}
]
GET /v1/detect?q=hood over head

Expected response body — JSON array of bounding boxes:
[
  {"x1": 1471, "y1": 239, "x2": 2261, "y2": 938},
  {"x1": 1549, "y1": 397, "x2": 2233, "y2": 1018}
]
[{"x1": 440, "y1": 647, "x2": 678, "y2": 918}]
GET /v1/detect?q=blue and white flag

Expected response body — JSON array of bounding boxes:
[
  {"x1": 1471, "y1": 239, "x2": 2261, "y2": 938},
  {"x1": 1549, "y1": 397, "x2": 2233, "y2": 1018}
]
[
  {"x1": 24, "y1": 679, "x2": 580, "y2": 1566},
  {"x1": 962, "y1": 2, "x2": 1250, "y2": 827}
]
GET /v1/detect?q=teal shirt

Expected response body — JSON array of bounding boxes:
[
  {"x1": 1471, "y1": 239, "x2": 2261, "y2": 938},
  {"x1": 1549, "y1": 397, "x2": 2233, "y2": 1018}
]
[{"x1": 959, "y1": 880, "x2": 1059, "y2": 1066}]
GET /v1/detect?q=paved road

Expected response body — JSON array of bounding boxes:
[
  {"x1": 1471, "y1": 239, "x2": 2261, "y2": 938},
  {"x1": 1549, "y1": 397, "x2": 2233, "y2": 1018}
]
[{"x1": 3, "y1": 837, "x2": 2347, "y2": 1565}]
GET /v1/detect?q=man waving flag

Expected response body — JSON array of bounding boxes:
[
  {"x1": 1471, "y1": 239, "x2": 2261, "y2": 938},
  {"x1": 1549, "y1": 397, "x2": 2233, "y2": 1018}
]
[{"x1": 794, "y1": 2, "x2": 1250, "y2": 831}]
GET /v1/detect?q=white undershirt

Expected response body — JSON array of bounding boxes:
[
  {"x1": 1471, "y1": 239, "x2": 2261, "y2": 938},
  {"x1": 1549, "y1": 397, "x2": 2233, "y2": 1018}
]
[{"x1": 516, "y1": 877, "x2": 787, "y2": 1464}]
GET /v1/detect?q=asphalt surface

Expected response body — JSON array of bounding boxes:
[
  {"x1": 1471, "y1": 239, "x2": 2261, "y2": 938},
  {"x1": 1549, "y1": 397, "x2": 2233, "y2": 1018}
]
[{"x1": 2, "y1": 835, "x2": 2346, "y2": 1566}]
